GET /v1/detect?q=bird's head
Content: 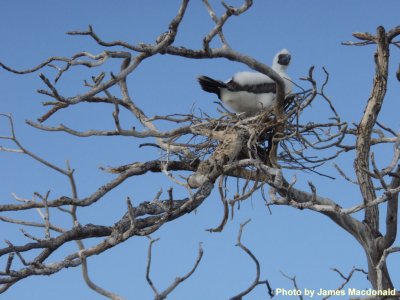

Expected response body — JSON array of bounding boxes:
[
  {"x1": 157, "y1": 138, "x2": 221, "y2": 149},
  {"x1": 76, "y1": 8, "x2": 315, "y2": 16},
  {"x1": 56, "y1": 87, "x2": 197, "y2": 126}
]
[{"x1": 275, "y1": 49, "x2": 291, "y2": 66}]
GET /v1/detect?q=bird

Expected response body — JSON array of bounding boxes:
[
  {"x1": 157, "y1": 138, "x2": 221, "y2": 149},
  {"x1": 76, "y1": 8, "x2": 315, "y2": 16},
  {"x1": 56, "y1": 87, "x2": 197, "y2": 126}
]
[{"x1": 198, "y1": 49, "x2": 292, "y2": 115}]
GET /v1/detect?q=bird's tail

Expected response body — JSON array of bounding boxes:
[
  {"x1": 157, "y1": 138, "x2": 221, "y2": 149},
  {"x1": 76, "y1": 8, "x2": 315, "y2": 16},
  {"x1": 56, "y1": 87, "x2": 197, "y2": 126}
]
[{"x1": 198, "y1": 76, "x2": 226, "y2": 97}]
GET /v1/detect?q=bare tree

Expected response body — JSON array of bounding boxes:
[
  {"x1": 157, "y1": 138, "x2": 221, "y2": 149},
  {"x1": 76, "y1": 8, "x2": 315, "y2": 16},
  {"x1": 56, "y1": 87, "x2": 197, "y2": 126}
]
[{"x1": 1, "y1": 1, "x2": 400, "y2": 299}]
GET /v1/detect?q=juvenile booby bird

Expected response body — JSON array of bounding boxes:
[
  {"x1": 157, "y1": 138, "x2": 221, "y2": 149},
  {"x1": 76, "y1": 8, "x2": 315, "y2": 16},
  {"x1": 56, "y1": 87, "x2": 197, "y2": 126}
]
[{"x1": 198, "y1": 49, "x2": 292, "y2": 114}]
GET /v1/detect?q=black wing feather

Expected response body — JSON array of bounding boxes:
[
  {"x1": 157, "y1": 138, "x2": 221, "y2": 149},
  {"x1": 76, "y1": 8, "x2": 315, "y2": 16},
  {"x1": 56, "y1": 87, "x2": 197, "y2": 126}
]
[
  {"x1": 226, "y1": 80, "x2": 276, "y2": 94},
  {"x1": 198, "y1": 76, "x2": 227, "y2": 98}
]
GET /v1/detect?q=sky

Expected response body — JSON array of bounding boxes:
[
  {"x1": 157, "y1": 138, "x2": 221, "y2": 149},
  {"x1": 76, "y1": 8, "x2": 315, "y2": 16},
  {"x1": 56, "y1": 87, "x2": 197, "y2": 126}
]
[{"x1": 1, "y1": 1, "x2": 400, "y2": 299}]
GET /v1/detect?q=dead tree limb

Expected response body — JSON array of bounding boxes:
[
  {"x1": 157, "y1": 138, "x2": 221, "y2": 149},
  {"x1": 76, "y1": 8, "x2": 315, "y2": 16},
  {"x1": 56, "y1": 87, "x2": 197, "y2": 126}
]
[{"x1": 146, "y1": 238, "x2": 203, "y2": 300}]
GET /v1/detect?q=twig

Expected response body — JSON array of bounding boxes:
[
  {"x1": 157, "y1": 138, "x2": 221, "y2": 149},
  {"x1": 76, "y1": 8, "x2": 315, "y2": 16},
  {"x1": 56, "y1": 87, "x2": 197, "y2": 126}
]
[
  {"x1": 146, "y1": 237, "x2": 204, "y2": 300},
  {"x1": 322, "y1": 267, "x2": 368, "y2": 300},
  {"x1": 281, "y1": 271, "x2": 303, "y2": 300},
  {"x1": 207, "y1": 175, "x2": 229, "y2": 232},
  {"x1": 230, "y1": 219, "x2": 272, "y2": 299}
]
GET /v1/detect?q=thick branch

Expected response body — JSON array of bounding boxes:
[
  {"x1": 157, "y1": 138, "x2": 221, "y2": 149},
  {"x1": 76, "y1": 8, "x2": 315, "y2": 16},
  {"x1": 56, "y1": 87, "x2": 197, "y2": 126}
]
[
  {"x1": 378, "y1": 166, "x2": 400, "y2": 250},
  {"x1": 0, "y1": 160, "x2": 195, "y2": 212},
  {"x1": 354, "y1": 26, "x2": 389, "y2": 231}
]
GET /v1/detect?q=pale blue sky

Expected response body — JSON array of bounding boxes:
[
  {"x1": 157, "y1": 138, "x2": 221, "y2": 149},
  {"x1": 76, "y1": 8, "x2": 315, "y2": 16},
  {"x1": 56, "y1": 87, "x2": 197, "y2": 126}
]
[{"x1": 1, "y1": 1, "x2": 400, "y2": 299}]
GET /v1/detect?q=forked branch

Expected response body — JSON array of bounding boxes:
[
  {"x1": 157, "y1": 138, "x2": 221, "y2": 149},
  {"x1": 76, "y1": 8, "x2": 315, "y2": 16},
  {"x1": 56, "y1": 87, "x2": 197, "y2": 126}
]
[{"x1": 146, "y1": 237, "x2": 204, "y2": 300}]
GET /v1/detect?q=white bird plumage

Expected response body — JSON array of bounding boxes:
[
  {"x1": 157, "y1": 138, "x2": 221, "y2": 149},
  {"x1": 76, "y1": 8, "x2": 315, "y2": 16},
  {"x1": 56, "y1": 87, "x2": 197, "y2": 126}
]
[{"x1": 198, "y1": 49, "x2": 292, "y2": 115}]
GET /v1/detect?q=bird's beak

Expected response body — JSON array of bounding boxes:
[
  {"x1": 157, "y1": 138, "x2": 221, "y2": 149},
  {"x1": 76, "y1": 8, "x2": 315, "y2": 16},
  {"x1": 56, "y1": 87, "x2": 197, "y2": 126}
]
[{"x1": 278, "y1": 54, "x2": 291, "y2": 66}]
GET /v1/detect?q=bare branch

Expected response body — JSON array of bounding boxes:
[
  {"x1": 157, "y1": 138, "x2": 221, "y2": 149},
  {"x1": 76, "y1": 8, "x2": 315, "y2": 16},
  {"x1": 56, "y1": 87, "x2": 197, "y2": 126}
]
[
  {"x1": 146, "y1": 237, "x2": 160, "y2": 296},
  {"x1": 378, "y1": 166, "x2": 400, "y2": 250},
  {"x1": 80, "y1": 246, "x2": 125, "y2": 300},
  {"x1": 0, "y1": 160, "x2": 196, "y2": 212},
  {"x1": 281, "y1": 271, "x2": 303, "y2": 300},
  {"x1": 26, "y1": 119, "x2": 192, "y2": 139},
  {"x1": 202, "y1": 0, "x2": 253, "y2": 51},
  {"x1": 146, "y1": 237, "x2": 204, "y2": 300},
  {"x1": 230, "y1": 219, "x2": 271, "y2": 300},
  {"x1": 206, "y1": 175, "x2": 229, "y2": 232},
  {"x1": 202, "y1": 0, "x2": 231, "y2": 48},
  {"x1": 0, "y1": 114, "x2": 70, "y2": 176},
  {"x1": 354, "y1": 26, "x2": 389, "y2": 231},
  {"x1": 323, "y1": 267, "x2": 368, "y2": 300},
  {"x1": 376, "y1": 246, "x2": 400, "y2": 290},
  {"x1": 333, "y1": 163, "x2": 359, "y2": 185}
]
